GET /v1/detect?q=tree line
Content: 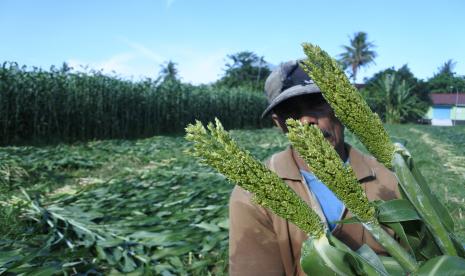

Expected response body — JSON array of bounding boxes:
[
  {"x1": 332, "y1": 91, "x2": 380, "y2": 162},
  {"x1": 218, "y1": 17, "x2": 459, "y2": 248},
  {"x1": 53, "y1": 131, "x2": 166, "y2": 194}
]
[
  {"x1": 203, "y1": 32, "x2": 464, "y2": 124},
  {"x1": 162, "y1": 32, "x2": 465, "y2": 125}
]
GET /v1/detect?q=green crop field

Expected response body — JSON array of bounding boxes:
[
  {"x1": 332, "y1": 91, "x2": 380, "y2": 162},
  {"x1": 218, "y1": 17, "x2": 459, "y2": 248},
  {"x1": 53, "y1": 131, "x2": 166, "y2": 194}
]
[{"x1": 1, "y1": 124, "x2": 464, "y2": 275}]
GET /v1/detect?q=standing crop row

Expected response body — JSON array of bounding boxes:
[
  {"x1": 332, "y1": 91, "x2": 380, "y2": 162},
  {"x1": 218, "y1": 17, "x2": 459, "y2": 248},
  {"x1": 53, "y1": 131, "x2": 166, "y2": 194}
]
[{"x1": 0, "y1": 62, "x2": 271, "y2": 145}]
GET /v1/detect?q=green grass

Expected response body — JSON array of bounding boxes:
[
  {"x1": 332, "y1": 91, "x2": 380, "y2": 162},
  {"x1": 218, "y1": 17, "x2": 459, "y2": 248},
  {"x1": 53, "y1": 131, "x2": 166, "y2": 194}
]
[{"x1": 1, "y1": 125, "x2": 464, "y2": 274}]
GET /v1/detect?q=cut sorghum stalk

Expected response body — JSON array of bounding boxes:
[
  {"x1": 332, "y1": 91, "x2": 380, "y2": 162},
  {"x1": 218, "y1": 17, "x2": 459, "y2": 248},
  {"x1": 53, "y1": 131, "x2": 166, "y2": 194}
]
[
  {"x1": 300, "y1": 43, "x2": 395, "y2": 169},
  {"x1": 287, "y1": 119, "x2": 418, "y2": 273},
  {"x1": 186, "y1": 119, "x2": 392, "y2": 276},
  {"x1": 185, "y1": 118, "x2": 324, "y2": 237},
  {"x1": 300, "y1": 43, "x2": 460, "y2": 257}
]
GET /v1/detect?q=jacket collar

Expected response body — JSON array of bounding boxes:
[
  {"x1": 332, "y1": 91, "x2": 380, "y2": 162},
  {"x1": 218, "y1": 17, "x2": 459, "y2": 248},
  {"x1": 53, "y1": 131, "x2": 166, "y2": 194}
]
[{"x1": 269, "y1": 144, "x2": 375, "y2": 182}]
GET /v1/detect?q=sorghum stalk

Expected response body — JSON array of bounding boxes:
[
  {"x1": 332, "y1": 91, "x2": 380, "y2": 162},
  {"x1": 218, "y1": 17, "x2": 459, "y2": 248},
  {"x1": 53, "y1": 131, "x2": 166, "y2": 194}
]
[
  {"x1": 300, "y1": 43, "x2": 460, "y2": 257},
  {"x1": 185, "y1": 118, "x2": 324, "y2": 237},
  {"x1": 186, "y1": 119, "x2": 391, "y2": 276},
  {"x1": 300, "y1": 43, "x2": 395, "y2": 169},
  {"x1": 287, "y1": 119, "x2": 418, "y2": 273}
]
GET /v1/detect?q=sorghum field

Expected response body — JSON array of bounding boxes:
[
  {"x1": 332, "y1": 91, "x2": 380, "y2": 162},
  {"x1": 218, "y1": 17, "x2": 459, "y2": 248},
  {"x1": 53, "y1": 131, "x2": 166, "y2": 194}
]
[{"x1": 1, "y1": 124, "x2": 464, "y2": 275}]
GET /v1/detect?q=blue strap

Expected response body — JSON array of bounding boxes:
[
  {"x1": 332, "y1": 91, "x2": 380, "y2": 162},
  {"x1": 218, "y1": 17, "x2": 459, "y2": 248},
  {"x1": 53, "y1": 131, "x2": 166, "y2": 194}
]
[{"x1": 301, "y1": 170, "x2": 345, "y2": 231}]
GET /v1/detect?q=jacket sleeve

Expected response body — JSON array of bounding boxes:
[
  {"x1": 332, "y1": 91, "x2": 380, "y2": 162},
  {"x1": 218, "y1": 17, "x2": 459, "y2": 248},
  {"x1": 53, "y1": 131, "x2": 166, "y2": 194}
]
[{"x1": 229, "y1": 185, "x2": 285, "y2": 276}]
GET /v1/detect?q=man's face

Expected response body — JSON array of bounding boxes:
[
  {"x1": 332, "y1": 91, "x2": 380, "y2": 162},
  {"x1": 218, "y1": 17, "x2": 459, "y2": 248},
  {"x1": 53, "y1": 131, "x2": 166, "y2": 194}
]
[{"x1": 272, "y1": 94, "x2": 346, "y2": 158}]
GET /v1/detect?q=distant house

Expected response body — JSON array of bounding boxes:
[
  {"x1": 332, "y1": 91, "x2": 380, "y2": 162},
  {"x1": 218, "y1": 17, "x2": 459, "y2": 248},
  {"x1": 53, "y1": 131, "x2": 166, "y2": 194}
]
[{"x1": 423, "y1": 93, "x2": 465, "y2": 126}]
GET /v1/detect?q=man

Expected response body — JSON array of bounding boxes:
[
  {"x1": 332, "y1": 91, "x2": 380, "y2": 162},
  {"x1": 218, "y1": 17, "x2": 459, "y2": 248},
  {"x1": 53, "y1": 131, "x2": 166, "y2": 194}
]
[{"x1": 229, "y1": 60, "x2": 400, "y2": 275}]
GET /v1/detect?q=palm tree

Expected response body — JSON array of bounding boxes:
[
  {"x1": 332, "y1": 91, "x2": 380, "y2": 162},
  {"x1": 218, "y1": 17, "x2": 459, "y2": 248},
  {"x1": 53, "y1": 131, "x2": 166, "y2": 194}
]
[
  {"x1": 437, "y1": 59, "x2": 456, "y2": 76},
  {"x1": 160, "y1": 60, "x2": 179, "y2": 82},
  {"x1": 219, "y1": 51, "x2": 271, "y2": 90},
  {"x1": 374, "y1": 73, "x2": 423, "y2": 123},
  {"x1": 338, "y1": 32, "x2": 377, "y2": 83}
]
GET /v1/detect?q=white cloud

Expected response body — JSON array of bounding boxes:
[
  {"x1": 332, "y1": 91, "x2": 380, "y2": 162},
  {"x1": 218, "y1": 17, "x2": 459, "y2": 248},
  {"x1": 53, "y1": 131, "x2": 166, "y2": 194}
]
[
  {"x1": 67, "y1": 52, "x2": 141, "y2": 78},
  {"x1": 96, "y1": 53, "x2": 135, "y2": 73},
  {"x1": 177, "y1": 49, "x2": 229, "y2": 84},
  {"x1": 118, "y1": 37, "x2": 165, "y2": 63},
  {"x1": 67, "y1": 38, "x2": 231, "y2": 84}
]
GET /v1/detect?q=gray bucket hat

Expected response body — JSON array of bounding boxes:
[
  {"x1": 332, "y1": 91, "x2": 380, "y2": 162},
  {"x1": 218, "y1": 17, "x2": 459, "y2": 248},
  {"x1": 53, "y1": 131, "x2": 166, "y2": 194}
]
[{"x1": 262, "y1": 60, "x2": 321, "y2": 118}]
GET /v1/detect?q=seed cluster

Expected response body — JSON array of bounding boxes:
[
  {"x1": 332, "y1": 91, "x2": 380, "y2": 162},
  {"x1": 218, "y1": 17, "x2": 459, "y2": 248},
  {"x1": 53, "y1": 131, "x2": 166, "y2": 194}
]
[
  {"x1": 300, "y1": 43, "x2": 395, "y2": 168},
  {"x1": 286, "y1": 119, "x2": 376, "y2": 223},
  {"x1": 185, "y1": 119, "x2": 325, "y2": 237}
]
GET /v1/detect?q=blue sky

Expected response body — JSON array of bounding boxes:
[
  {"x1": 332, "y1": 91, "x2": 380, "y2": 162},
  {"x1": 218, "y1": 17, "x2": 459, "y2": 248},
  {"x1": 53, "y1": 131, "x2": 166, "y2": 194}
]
[{"x1": 1, "y1": 0, "x2": 464, "y2": 84}]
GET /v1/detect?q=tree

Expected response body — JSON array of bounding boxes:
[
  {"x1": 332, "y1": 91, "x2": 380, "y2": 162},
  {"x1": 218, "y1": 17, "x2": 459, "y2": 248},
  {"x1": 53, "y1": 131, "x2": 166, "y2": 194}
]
[
  {"x1": 216, "y1": 51, "x2": 271, "y2": 90},
  {"x1": 438, "y1": 59, "x2": 456, "y2": 76},
  {"x1": 338, "y1": 32, "x2": 377, "y2": 83},
  {"x1": 427, "y1": 59, "x2": 465, "y2": 93},
  {"x1": 159, "y1": 60, "x2": 179, "y2": 82},
  {"x1": 362, "y1": 71, "x2": 424, "y2": 123},
  {"x1": 379, "y1": 74, "x2": 422, "y2": 123}
]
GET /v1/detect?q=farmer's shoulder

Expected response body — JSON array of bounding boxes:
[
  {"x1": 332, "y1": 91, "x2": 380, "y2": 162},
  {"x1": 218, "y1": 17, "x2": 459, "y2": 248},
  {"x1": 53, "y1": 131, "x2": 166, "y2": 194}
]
[
  {"x1": 264, "y1": 147, "x2": 302, "y2": 181},
  {"x1": 348, "y1": 145, "x2": 400, "y2": 200}
]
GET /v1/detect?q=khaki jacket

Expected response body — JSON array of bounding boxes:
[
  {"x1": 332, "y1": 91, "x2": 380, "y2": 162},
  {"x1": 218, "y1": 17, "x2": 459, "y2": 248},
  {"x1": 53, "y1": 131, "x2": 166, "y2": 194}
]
[{"x1": 229, "y1": 145, "x2": 400, "y2": 276}]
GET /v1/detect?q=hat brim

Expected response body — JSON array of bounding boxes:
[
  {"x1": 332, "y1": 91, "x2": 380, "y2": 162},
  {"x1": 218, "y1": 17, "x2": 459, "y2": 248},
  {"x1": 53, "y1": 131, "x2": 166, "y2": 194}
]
[{"x1": 261, "y1": 83, "x2": 321, "y2": 118}]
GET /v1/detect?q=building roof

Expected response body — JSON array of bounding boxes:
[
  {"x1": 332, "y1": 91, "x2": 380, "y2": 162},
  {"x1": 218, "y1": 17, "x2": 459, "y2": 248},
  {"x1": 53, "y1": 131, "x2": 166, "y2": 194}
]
[
  {"x1": 430, "y1": 93, "x2": 465, "y2": 105},
  {"x1": 354, "y1": 83, "x2": 366, "y2": 90}
]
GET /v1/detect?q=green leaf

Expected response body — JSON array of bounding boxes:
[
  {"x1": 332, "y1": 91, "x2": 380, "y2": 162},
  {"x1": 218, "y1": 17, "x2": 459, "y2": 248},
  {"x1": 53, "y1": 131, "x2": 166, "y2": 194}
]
[
  {"x1": 450, "y1": 234, "x2": 465, "y2": 258},
  {"x1": 414, "y1": 256, "x2": 465, "y2": 276},
  {"x1": 189, "y1": 259, "x2": 211, "y2": 271},
  {"x1": 128, "y1": 231, "x2": 180, "y2": 247},
  {"x1": 301, "y1": 235, "x2": 387, "y2": 276},
  {"x1": 4, "y1": 248, "x2": 47, "y2": 272},
  {"x1": 0, "y1": 249, "x2": 23, "y2": 266},
  {"x1": 409, "y1": 158, "x2": 454, "y2": 232},
  {"x1": 301, "y1": 236, "x2": 357, "y2": 275},
  {"x1": 379, "y1": 256, "x2": 405, "y2": 276},
  {"x1": 329, "y1": 234, "x2": 392, "y2": 276},
  {"x1": 217, "y1": 218, "x2": 229, "y2": 229},
  {"x1": 385, "y1": 221, "x2": 415, "y2": 260},
  {"x1": 377, "y1": 199, "x2": 420, "y2": 223},
  {"x1": 201, "y1": 234, "x2": 223, "y2": 252},
  {"x1": 95, "y1": 246, "x2": 109, "y2": 262},
  {"x1": 24, "y1": 265, "x2": 62, "y2": 276},
  {"x1": 416, "y1": 223, "x2": 442, "y2": 260},
  {"x1": 154, "y1": 263, "x2": 173, "y2": 276},
  {"x1": 62, "y1": 260, "x2": 85, "y2": 267},
  {"x1": 191, "y1": 222, "x2": 220, "y2": 232},
  {"x1": 190, "y1": 205, "x2": 222, "y2": 211},
  {"x1": 167, "y1": 256, "x2": 184, "y2": 268},
  {"x1": 356, "y1": 244, "x2": 389, "y2": 275},
  {"x1": 152, "y1": 245, "x2": 197, "y2": 260},
  {"x1": 393, "y1": 151, "x2": 457, "y2": 256},
  {"x1": 121, "y1": 252, "x2": 137, "y2": 273},
  {"x1": 97, "y1": 239, "x2": 124, "y2": 248}
]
